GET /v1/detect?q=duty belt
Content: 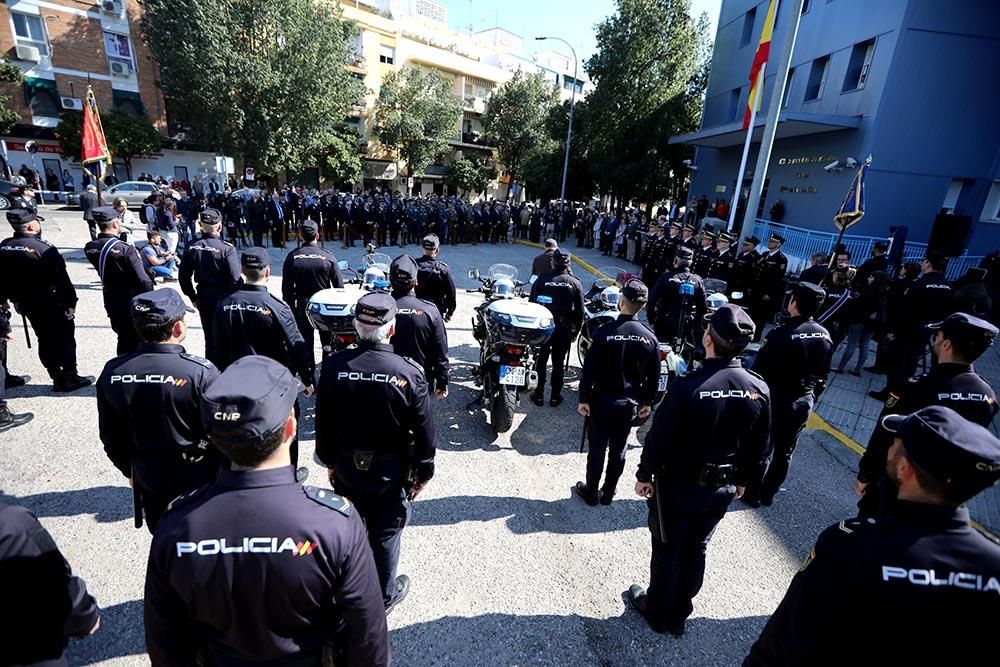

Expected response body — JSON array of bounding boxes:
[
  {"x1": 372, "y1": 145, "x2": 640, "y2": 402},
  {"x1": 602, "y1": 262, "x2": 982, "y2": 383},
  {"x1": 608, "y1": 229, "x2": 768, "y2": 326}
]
[
  {"x1": 697, "y1": 463, "x2": 734, "y2": 487},
  {"x1": 349, "y1": 450, "x2": 402, "y2": 471}
]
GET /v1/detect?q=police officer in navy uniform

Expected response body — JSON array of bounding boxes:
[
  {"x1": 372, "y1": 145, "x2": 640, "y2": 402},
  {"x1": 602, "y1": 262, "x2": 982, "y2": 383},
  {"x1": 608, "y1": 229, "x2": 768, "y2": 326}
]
[
  {"x1": 97, "y1": 289, "x2": 222, "y2": 533},
  {"x1": 145, "y1": 356, "x2": 390, "y2": 665},
  {"x1": 529, "y1": 249, "x2": 585, "y2": 407},
  {"x1": 414, "y1": 234, "x2": 457, "y2": 322},
  {"x1": 0, "y1": 306, "x2": 33, "y2": 432},
  {"x1": 179, "y1": 208, "x2": 240, "y2": 361},
  {"x1": 743, "y1": 282, "x2": 832, "y2": 507},
  {"x1": 707, "y1": 232, "x2": 737, "y2": 285},
  {"x1": 745, "y1": 406, "x2": 1000, "y2": 666},
  {"x1": 281, "y1": 219, "x2": 343, "y2": 376},
  {"x1": 388, "y1": 255, "x2": 449, "y2": 398},
  {"x1": 84, "y1": 206, "x2": 154, "y2": 355},
  {"x1": 629, "y1": 304, "x2": 771, "y2": 636},
  {"x1": 0, "y1": 502, "x2": 101, "y2": 663},
  {"x1": 692, "y1": 229, "x2": 718, "y2": 278},
  {"x1": 647, "y1": 245, "x2": 707, "y2": 347},
  {"x1": 0, "y1": 209, "x2": 92, "y2": 392},
  {"x1": 576, "y1": 280, "x2": 660, "y2": 506},
  {"x1": 316, "y1": 292, "x2": 435, "y2": 611},
  {"x1": 731, "y1": 235, "x2": 761, "y2": 298},
  {"x1": 857, "y1": 312, "x2": 998, "y2": 517},
  {"x1": 751, "y1": 232, "x2": 789, "y2": 341}
]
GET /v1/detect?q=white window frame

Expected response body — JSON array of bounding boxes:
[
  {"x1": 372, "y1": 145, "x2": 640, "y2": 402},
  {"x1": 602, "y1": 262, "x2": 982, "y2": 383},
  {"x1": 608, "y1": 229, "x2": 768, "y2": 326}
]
[
  {"x1": 943, "y1": 178, "x2": 965, "y2": 212},
  {"x1": 378, "y1": 45, "x2": 395, "y2": 65},
  {"x1": 103, "y1": 31, "x2": 135, "y2": 72},
  {"x1": 843, "y1": 38, "x2": 876, "y2": 92},
  {"x1": 804, "y1": 55, "x2": 829, "y2": 102},
  {"x1": 10, "y1": 11, "x2": 50, "y2": 56},
  {"x1": 981, "y1": 181, "x2": 1000, "y2": 223}
]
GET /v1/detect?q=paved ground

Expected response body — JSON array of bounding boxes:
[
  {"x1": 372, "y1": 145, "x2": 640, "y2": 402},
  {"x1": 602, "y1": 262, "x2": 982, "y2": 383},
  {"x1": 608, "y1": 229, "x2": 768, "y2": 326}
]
[{"x1": 3, "y1": 210, "x2": 863, "y2": 665}]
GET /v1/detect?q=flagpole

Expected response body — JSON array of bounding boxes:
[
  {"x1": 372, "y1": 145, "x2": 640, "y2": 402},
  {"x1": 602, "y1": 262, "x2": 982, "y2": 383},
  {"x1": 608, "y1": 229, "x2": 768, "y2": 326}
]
[
  {"x1": 727, "y1": 64, "x2": 765, "y2": 232},
  {"x1": 737, "y1": 0, "x2": 805, "y2": 238}
]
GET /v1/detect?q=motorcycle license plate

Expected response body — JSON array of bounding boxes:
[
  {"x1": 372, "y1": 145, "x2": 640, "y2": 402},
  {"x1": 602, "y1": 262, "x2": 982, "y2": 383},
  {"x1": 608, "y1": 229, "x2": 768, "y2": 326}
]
[
  {"x1": 658, "y1": 373, "x2": 669, "y2": 392},
  {"x1": 499, "y1": 365, "x2": 526, "y2": 386}
]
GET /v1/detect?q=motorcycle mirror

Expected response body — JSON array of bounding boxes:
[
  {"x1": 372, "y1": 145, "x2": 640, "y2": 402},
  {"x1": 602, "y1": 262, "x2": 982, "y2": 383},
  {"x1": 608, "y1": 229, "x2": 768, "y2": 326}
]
[
  {"x1": 337, "y1": 260, "x2": 349, "y2": 271},
  {"x1": 468, "y1": 268, "x2": 480, "y2": 279}
]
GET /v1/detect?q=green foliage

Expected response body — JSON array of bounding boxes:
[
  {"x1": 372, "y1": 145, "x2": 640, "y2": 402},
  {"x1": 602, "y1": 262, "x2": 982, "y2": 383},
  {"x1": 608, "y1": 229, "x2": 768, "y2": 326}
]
[
  {"x1": 140, "y1": 0, "x2": 362, "y2": 175},
  {"x1": 54, "y1": 108, "x2": 162, "y2": 178},
  {"x1": 372, "y1": 65, "x2": 462, "y2": 178},
  {"x1": 318, "y1": 123, "x2": 363, "y2": 186},
  {"x1": 522, "y1": 99, "x2": 595, "y2": 204},
  {"x1": 445, "y1": 153, "x2": 494, "y2": 197},
  {"x1": 0, "y1": 61, "x2": 24, "y2": 136},
  {"x1": 482, "y1": 70, "x2": 558, "y2": 196}
]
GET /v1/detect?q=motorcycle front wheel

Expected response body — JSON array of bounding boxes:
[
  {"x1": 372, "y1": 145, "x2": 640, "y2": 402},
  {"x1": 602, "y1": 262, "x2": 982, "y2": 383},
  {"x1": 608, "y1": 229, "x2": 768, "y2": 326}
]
[
  {"x1": 491, "y1": 385, "x2": 518, "y2": 434},
  {"x1": 577, "y1": 335, "x2": 591, "y2": 366}
]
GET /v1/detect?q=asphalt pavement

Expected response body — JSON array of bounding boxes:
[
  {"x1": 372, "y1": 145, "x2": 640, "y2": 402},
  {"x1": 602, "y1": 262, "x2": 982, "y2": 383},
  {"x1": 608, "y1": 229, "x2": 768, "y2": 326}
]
[{"x1": 1, "y1": 209, "x2": 862, "y2": 666}]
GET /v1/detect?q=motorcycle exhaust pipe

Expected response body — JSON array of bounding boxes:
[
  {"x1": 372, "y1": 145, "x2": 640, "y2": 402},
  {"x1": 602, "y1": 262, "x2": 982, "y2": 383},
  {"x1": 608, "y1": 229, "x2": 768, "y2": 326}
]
[{"x1": 527, "y1": 370, "x2": 539, "y2": 390}]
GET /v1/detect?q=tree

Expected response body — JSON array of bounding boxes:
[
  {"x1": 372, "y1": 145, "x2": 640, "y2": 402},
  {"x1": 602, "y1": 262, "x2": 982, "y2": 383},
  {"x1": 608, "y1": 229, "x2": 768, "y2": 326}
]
[
  {"x1": 54, "y1": 108, "x2": 162, "y2": 179},
  {"x1": 483, "y1": 70, "x2": 558, "y2": 200},
  {"x1": 318, "y1": 123, "x2": 364, "y2": 187},
  {"x1": 445, "y1": 153, "x2": 494, "y2": 197},
  {"x1": 522, "y1": 99, "x2": 595, "y2": 204},
  {"x1": 140, "y1": 0, "x2": 362, "y2": 175},
  {"x1": 0, "y1": 60, "x2": 24, "y2": 136},
  {"x1": 372, "y1": 65, "x2": 462, "y2": 184}
]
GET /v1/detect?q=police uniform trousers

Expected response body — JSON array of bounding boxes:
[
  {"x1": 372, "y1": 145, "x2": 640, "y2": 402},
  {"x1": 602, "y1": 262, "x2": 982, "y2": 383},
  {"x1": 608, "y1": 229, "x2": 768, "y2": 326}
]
[
  {"x1": 886, "y1": 331, "x2": 927, "y2": 395},
  {"x1": 754, "y1": 394, "x2": 812, "y2": 503},
  {"x1": 586, "y1": 402, "x2": 635, "y2": 496},
  {"x1": 196, "y1": 289, "x2": 226, "y2": 363},
  {"x1": 535, "y1": 327, "x2": 573, "y2": 399},
  {"x1": 751, "y1": 295, "x2": 781, "y2": 342},
  {"x1": 647, "y1": 479, "x2": 735, "y2": 629},
  {"x1": 23, "y1": 306, "x2": 78, "y2": 378},
  {"x1": 293, "y1": 303, "x2": 329, "y2": 381},
  {"x1": 107, "y1": 301, "x2": 142, "y2": 356},
  {"x1": 0, "y1": 338, "x2": 8, "y2": 410},
  {"x1": 251, "y1": 222, "x2": 266, "y2": 248}
]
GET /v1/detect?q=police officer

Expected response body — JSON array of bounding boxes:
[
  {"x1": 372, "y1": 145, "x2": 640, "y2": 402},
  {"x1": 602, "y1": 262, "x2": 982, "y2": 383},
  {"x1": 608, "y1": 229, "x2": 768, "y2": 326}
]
[
  {"x1": 0, "y1": 502, "x2": 101, "y2": 662},
  {"x1": 857, "y1": 312, "x2": 998, "y2": 517},
  {"x1": 576, "y1": 280, "x2": 660, "y2": 506},
  {"x1": 316, "y1": 292, "x2": 435, "y2": 611},
  {"x1": 529, "y1": 249, "x2": 584, "y2": 407},
  {"x1": 281, "y1": 218, "x2": 343, "y2": 375},
  {"x1": 745, "y1": 406, "x2": 1000, "y2": 665},
  {"x1": 0, "y1": 306, "x2": 32, "y2": 432},
  {"x1": 84, "y1": 206, "x2": 154, "y2": 355},
  {"x1": 97, "y1": 289, "x2": 222, "y2": 533},
  {"x1": 388, "y1": 255, "x2": 449, "y2": 398},
  {"x1": 692, "y1": 229, "x2": 718, "y2": 278},
  {"x1": 647, "y1": 245, "x2": 707, "y2": 347},
  {"x1": 179, "y1": 208, "x2": 240, "y2": 361},
  {"x1": 0, "y1": 209, "x2": 92, "y2": 392},
  {"x1": 731, "y1": 235, "x2": 761, "y2": 298},
  {"x1": 629, "y1": 304, "x2": 770, "y2": 636},
  {"x1": 707, "y1": 232, "x2": 737, "y2": 285},
  {"x1": 414, "y1": 234, "x2": 457, "y2": 322},
  {"x1": 743, "y1": 282, "x2": 832, "y2": 507},
  {"x1": 680, "y1": 223, "x2": 698, "y2": 250},
  {"x1": 146, "y1": 356, "x2": 390, "y2": 665},
  {"x1": 752, "y1": 232, "x2": 789, "y2": 340}
]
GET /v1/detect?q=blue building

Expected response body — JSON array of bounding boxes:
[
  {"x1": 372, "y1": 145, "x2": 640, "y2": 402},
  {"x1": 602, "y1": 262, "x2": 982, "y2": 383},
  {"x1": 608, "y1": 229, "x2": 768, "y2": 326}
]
[{"x1": 671, "y1": 0, "x2": 1000, "y2": 267}]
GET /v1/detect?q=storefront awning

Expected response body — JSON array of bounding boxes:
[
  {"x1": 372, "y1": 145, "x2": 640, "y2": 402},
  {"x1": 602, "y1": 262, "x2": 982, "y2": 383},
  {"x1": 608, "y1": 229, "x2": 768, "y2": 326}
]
[{"x1": 668, "y1": 111, "x2": 861, "y2": 149}]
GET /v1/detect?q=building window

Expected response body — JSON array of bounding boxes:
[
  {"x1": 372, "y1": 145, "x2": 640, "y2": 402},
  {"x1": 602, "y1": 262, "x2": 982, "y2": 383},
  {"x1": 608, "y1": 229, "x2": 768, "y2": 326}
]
[
  {"x1": 23, "y1": 77, "x2": 59, "y2": 117},
  {"x1": 379, "y1": 45, "x2": 395, "y2": 65},
  {"x1": 841, "y1": 38, "x2": 875, "y2": 92},
  {"x1": 740, "y1": 7, "x2": 757, "y2": 47},
  {"x1": 802, "y1": 0, "x2": 811, "y2": 13},
  {"x1": 11, "y1": 12, "x2": 49, "y2": 56},
  {"x1": 727, "y1": 88, "x2": 741, "y2": 122},
  {"x1": 113, "y1": 89, "x2": 145, "y2": 117},
  {"x1": 562, "y1": 75, "x2": 583, "y2": 94},
  {"x1": 804, "y1": 55, "x2": 829, "y2": 101},
  {"x1": 104, "y1": 32, "x2": 135, "y2": 73},
  {"x1": 781, "y1": 67, "x2": 795, "y2": 107}
]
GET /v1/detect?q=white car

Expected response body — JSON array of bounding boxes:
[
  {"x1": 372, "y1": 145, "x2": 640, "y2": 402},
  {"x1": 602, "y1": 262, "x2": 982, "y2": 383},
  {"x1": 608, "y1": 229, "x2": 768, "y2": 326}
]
[{"x1": 104, "y1": 181, "x2": 163, "y2": 207}]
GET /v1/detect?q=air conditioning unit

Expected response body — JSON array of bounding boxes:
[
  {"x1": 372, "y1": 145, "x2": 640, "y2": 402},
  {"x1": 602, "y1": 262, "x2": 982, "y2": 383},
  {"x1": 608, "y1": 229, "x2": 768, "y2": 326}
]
[
  {"x1": 15, "y1": 44, "x2": 41, "y2": 64},
  {"x1": 61, "y1": 97, "x2": 83, "y2": 111},
  {"x1": 101, "y1": 0, "x2": 124, "y2": 16},
  {"x1": 110, "y1": 61, "x2": 130, "y2": 77}
]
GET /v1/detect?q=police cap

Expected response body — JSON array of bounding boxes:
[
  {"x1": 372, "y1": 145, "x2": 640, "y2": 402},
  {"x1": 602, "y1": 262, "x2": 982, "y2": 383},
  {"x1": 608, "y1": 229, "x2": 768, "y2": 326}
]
[
  {"x1": 201, "y1": 356, "x2": 299, "y2": 448},
  {"x1": 882, "y1": 405, "x2": 1000, "y2": 502},
  {"x1": 553, "y1": 249, "x2": 572, "y2": 268},
  {"x1": 682, "y1": 223, "x2": 696, "y2": 232},
  {"x1": 702, "y1": 229, "x2": 718, "y2": 240},
  {"x1": 355, "y1": 292, "x2": 397, "y2": 326},
  {"x1": 790, "y1": 281, "x2": 826, "y2": 312},
  {"x1": 92, "y1": 206, "x2": 118, "y2": 224},
  {"x1": 621, "y1": 279, "x2": 648, "y2": 304},
  {"x1": 421, "y1": 234, "x2": 440, "y2": 250},
  {"x1": 717, "y1": 232, "x2": 735, "y2": 244},
  {"x1": 241, "y1": 247, "x2": 270, "y2": 269},
  {"x1": 6, "y1": 208, "x2": 37, "y2": 227},
  {"x1": 675, "y1": 245, "x2": 695, "y2": 260},
  {"x1": 300, "y1": 219, "x2": 319, "y2": 236},
  {"x1": 199, "y1": 208, "x2": 223, "y2": 225},
  {"x1": 390, "y1": 254, "x2": 419, "y2": 283},
  {"x1": 706, "y1": 303, "x2": 755, "y2": 346},
  {"x1": 743, "y1": 235, "x2": 761, "y2": 246},
  {"x1": 928, "y1": 312, "x2": 997, "y2": 353},
  {"x1": 131, "y1": 288, "x2": 194, "y2": 326},
  {"x1": 768, "y1": 232, "x2": 785, "y2": 244},
  {"x1": 669, "y1": 220, "x2": 683, "y2": 229}
]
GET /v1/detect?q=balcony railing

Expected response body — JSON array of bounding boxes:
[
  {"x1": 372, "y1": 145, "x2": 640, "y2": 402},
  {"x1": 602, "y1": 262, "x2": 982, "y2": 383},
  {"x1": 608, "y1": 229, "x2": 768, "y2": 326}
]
[{"x1": 450, "y1": 131, "x2": 496, "y2": 148}]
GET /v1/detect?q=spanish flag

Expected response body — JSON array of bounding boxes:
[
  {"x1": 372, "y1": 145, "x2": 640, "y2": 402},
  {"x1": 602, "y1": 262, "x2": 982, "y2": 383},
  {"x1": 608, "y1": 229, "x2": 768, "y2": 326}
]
[
  {"x1": 81, "y1": 86, "x2": 111, "y2": 177},
  {"x1": 743, "y1": 0, "x2": 778, "y2": 131}
]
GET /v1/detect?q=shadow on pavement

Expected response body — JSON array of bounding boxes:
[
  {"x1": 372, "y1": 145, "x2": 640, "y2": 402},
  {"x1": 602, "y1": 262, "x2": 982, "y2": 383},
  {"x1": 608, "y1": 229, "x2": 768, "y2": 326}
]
[
  {"x1": 0, "y1": 486, "x2": 134, "y2": 524},
  {"x1": 66, "y1": 598, "x2": 145, "y2": 665}
]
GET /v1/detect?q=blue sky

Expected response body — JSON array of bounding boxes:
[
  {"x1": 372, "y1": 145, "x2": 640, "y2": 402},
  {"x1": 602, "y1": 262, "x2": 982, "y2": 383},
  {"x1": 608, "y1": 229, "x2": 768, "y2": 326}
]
[{"x1": 446, "y1": 0, "x2": 723, "y2": 63}]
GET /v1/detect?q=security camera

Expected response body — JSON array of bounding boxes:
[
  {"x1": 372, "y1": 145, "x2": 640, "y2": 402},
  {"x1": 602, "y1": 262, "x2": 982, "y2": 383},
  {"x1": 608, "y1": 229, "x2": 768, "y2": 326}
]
[
  {"x1": 824, "y1": 160, "x2": 841, "y2": 172},
  {"x1": 845, "y1": 157, "x2": 858, "y2": 168}
]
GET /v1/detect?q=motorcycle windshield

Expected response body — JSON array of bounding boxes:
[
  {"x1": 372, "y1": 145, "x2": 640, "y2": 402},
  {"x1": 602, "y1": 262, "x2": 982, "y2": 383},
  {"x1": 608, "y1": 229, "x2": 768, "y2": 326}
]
[
  {"x1": 593, "y1": 266, "x2": 632, "y2": 290},
  {"x1": 489, "y1": 263, "x2": 518, "y2": 282},
  {"x1": 362, "y1": 253, "x2": 392, "y2": 273},
  {"x1": 703, "y1": 278, "x2": 728, "y2": 294}
]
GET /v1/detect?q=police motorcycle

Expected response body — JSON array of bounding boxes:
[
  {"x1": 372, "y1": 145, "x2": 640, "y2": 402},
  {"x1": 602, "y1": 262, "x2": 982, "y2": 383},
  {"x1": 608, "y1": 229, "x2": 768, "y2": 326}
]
[
  {"x1": 306, "y1": 260, "x2": 372, "y2": 358},
  {"x1": 467, "y1": 263, "x2": 554, "y2": 434},
  {"x1": 577, "y1": 266, "x2": 635, "y2": 364}
]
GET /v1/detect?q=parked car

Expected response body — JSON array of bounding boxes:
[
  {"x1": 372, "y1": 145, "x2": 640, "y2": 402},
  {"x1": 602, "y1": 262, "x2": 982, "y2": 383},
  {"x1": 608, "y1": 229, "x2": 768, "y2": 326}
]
[{"x1": 66, "y1": 181, "x2": 161, "y2": 209}]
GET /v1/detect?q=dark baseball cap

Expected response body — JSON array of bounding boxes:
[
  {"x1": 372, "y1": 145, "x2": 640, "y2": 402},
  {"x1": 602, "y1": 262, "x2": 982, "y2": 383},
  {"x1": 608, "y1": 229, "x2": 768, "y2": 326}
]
[
  {"x1": 706, "y1": 303, "x2": 755, "y2": 346},
  {"x1": 300, "y1": 219, "x2": 319, "y2": 235},
  {"x1": 790, "y1": 281, "x2": 826, "y2": 311},
  {"x1": 6, "y1": 208, "x2": 37, "y2": 227},
  {"x1": 675, "y1": 246, "x2": 694, "y2": 260},
  {"x1": 421, "y1": 234, "x2": 440, "y2": 250},
  {"x1": 554, "y1": 249, "x2": 572, "y2": 267},
  {"x1": 241, "y1": 247, "x2": 270, "y2": 269},
  {"x1": 201, "y1": 356, "x2": 299, "y2": 447},
  {"x1": 355, "y1": 292, "x2": 397, "y2": 325},
  {"x1": 199, "y1": 208, "x2": 223, "y2": 225},
  {"x1": 621, "y1": 279, "x2": 648, "y2": 304},
  {"x1": 882, "y1": 406, "x2": 1000, "y2": 502},
  {"x1": 131, "y1": 288, "x2": 194, "y2": 325},
  {"x1": 92, "y1": 206, "x2": 118, "y2": 224},
  {"x1": 390, "y1": 255, "x2": 418, "y2": 283}
]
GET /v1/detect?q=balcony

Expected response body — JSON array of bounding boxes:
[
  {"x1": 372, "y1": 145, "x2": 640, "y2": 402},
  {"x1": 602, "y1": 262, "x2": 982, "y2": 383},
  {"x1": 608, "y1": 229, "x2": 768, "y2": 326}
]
[
  {"x1": 462, "y1": 96, "x2": 486, "y2": 114},
  {"x1": 346, "y1": 53, "x2": 367, "y2": 71},
  {"x1": 449, "y1": 131, "x2": 496, "y2": 150}
]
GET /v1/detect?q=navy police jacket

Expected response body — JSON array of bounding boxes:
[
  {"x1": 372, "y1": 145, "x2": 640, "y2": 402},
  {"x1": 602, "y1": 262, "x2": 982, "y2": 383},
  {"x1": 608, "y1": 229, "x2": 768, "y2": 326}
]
[
  {"x1": 579, "y1": 314, "x2": 660, "y2": 408},
  {"x1": 179, "y1": 234, "x2": 240, "y2": 299},
  {"x1": 414, "y1": 255, "x2": 457, "y2": 320},
  {"x1": 0, "y1": 231, "x2": 77, "y2": 310},
  {"x1": 281, "y1": 244, "x2": 344, "y2": 310},
  {"x1": 390, "y1": 291, "x2": 449, "y2": 392},
  {"x1": 753, "y1": 315, "x2": 832, "y2": 402},
  {"x1": 529, "y1": 268, "x2": 584, "y2": 333},
  {"x1": 84, "y1": 233, "x2": 154, "y2": 313}
]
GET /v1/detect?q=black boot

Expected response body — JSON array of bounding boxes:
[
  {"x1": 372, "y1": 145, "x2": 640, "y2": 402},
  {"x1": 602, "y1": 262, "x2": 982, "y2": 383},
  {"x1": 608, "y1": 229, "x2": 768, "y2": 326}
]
[
  {"x1": 0, "y1": 406, "x2": 33, "y2": 432},
  {"x1": 385, "y1": 574, "x2": 410, "y2": 615},
  {"x1": 53, "y1": 372, "x2": 94, "y2": 393},
  {"x1": 4, "y1": 374, "x2": 28, "y2": 389},
  {"x1": 575, "y1": 481, "x2": 599, "y2": 506},
  {"x1": 529, "y1": 391, "x2": 545, "y2": 407}
]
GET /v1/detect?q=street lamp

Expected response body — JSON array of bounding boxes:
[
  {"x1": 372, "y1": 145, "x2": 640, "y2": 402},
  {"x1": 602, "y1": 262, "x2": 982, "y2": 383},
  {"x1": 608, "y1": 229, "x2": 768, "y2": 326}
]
[{"x1": 535, "y1": 36, "x2": 577, "y2": 215}]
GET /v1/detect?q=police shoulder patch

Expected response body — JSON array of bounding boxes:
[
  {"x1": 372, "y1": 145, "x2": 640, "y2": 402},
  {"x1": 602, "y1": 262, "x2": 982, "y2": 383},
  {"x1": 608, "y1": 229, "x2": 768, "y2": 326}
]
[
  {"x1": 303, "y1": 485, "x2": 352, "y2": 516},
  {"x1": 180, "y1": 352, "x2": 214, "y2": 369},
  {"x1": 885, "y1": 392, "x2": 901, "y2": 409},
  {"x1": 402, "y1": 355, "x2": 424, "y2": 373},
  {"x1": 166, "y1": 485, "x2": 208, "y2": 513}
]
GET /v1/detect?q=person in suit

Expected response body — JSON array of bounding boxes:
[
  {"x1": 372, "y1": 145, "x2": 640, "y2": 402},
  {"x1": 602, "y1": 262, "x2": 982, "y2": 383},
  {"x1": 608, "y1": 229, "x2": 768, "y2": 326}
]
[
  {"x1": 267, "y1": 191, "x2": 286, "y2": 248},
  {"x1": 80, "y1": 185, "x2": 99, "y2": 241}
]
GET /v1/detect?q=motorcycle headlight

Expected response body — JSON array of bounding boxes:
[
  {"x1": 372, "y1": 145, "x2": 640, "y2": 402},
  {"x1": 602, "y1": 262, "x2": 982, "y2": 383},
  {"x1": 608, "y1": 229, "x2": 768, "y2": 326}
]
[
  {"x1": 494, "y1": 313, "x2": 512, "y2": 325},
  {"x1": 538, "y1": 316, "x2": 553, "y2": 329}
]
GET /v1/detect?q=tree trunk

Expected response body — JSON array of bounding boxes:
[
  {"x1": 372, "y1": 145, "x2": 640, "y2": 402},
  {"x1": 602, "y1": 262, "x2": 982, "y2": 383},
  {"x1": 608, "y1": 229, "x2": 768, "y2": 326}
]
[{"x1": 124, "y1": 157, "x2": 132, "y2": 182}]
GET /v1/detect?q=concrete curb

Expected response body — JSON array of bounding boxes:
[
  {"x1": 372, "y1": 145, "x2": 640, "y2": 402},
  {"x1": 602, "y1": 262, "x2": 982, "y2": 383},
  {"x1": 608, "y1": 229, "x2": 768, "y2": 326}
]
[{"x1": 513, "y1": 239, "x2": 606, "y2": 279}]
